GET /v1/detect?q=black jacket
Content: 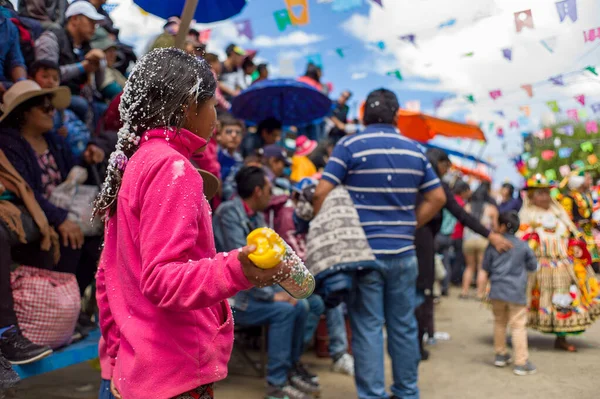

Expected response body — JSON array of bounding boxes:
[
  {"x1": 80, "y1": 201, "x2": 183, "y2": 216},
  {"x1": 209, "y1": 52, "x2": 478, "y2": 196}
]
[{"x1": 415, "y1": 181, "x2": 491, "y2": 292}]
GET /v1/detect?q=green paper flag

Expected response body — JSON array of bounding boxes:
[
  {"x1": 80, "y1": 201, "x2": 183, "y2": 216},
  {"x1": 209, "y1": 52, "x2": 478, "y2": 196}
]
[
  {"x1": 546, "y1": 100, "x2": 560, "y2": 113},
  {"x1": 335, "y1": 48, "x2": 344, "y2": 58},
  {"x1": 581, "y1": 141, "x2": 594, "y2": 152},
  {"x1": 463, "y1": 52, "x2": 474, "y2": 57},
  {"x1": 578, "y1": 109, "x2": 588, "y2": 119},
  {"x1": 387, "y1": 69, "x2": 403, "y2": 81},
  {"x1": 544, "y1": 169, "x2": 557, "y2": 181},
  {"x1": 466, "y1": 94, "x2": 475, "y2": 103},
  {"x1": 585, "y1": 66, "x2": 598, "y2": 76},
  {"x1": 274, "y1": 9, "x2": 292, "y2": 31},
  {"x1": 488, "y1": 122, "x2": 494, "y2": 131}
]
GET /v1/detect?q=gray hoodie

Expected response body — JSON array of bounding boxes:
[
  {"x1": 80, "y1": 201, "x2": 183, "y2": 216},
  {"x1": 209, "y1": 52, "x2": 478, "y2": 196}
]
[{"x1": 482, "y1": 234, "x2": 537, "y2": 305}]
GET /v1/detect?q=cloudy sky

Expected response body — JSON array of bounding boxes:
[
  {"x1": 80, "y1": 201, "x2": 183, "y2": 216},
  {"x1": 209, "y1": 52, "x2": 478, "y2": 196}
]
[{"x1": 15, "y1": 0, "x2": 599, "y2": 183}]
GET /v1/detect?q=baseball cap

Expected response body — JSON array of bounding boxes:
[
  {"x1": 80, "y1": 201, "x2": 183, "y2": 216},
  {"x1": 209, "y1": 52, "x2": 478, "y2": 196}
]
[
  {"x1": 65, "y1": 1, "x2": 105, "y2": 21},
  {"x1": 226, "y1": 43, "x2": 246, "y2": 57},
  {"x1": 263, "y1": 145, "x2": 291, "y2": 166}
]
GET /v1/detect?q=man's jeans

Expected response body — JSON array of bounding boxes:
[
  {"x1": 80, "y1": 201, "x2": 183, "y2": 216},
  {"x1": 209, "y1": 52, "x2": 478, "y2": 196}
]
[
  {"x1": 234, "y1": 297, "x2": 308, "y2": 386},
  {"x1": 304, "y1": 295, "x2": 348, "y2": 358},
  {"x1": 348, "y1": 255, "x2": 420, "y2": 399}
]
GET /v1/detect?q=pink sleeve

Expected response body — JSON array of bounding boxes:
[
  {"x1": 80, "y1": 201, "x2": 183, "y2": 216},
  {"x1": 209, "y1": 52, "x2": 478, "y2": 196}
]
[
  {"x1": 96, "y1": 255, "x2": 119, "y2": 373},
  {"x1": 137, "y1": 157, "x2": 252, "y2": 310}
]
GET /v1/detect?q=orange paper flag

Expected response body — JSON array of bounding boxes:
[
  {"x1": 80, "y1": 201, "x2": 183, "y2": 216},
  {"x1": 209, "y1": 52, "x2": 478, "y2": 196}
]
[
  {"x1": 519, "y1": 105, "x2": 531, "y2": 117},
  {"x1": 285, "y1": 0, "x2": 310, "y2": 26},
  {"x1": 521, "y1": 84, "x2": 533, "y2": 97}
]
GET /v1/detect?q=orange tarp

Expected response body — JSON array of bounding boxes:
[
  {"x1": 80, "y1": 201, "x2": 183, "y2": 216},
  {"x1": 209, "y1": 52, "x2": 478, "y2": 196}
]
[
  {"x1": 452, "y1": 165, "x2": 491, "y2": 182},
  {"x1": 396, "y1": 110, "x2": 486, "y2": 142},
  {"x1": 358, "y1": 103, "x2": 486, "y2": 142}
]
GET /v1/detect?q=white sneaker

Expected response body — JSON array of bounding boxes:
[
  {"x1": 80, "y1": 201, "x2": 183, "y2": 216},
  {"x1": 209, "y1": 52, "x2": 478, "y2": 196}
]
[{"x1": 331, "y1": 353, "x2": 354, "y2": 376}]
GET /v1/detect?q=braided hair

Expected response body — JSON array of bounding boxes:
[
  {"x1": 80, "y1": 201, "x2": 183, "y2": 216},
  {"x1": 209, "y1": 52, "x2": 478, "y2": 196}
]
[{"x1": 93, "y1": 48, "x2": 216, "y2": 217}]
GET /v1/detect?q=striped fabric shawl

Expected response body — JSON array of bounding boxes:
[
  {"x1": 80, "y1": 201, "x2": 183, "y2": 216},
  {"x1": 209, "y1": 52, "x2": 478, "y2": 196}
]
[{"x1": 305, "y1": 186, "x2": 376, "y2": 276}]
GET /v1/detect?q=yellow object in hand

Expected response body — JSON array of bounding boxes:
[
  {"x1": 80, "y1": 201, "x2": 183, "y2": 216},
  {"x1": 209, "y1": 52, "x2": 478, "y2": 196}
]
[{"x1": 247, "y1": 228, "x2": 287, "y2": 269}]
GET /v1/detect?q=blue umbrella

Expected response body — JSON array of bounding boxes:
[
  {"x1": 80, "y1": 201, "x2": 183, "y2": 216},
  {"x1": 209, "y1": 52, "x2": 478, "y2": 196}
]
[
  {"x1": 231, "y1": 79, "x2": 332, "y2": 126},
  {"x1": 134, "y1": 0, "x2": 247, "y2": 23}
]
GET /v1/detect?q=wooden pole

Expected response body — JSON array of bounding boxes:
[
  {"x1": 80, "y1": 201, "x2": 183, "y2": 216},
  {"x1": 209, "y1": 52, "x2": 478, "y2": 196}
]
[{"x1": 174, "y1": 0, "x2": 199, "y2": 49}]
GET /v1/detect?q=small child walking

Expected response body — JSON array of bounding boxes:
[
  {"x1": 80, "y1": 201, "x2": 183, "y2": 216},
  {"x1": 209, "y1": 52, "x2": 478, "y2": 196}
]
[{"x1": 482, "y1": 211, "x2": 538, "y2": 376}]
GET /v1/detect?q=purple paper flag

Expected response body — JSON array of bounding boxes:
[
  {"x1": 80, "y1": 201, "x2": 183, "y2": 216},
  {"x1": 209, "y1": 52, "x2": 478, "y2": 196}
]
[
  {"x1": 495, "y1": 111, "x2": 505, "y2": 118},
  {"x1": 399, "y1": 34, "x2": 416, "y2": 46},
  {"x1": 502, "y1": 48, "x2": 512, "y2": 61},
  {"x1": 549, "y1": 75, "x2": 564, "y2": 86},
  {"x1": 563, "y1": 125, "x2": 575, "y2": 136},
  {"x1": 235, "y1": 19, "x2": 253, "y2": 40},
  {"x1": 371, "y1": 0, "x2": 383, "y2": 6},
  {"x1": 433, "y1": 98, "x2": 444, "y2": 110},
  {"x1": 556, "y1": 0, "x2": 577, "y2": 23},
  {"x1": 591, "y1": 103, "x2": 600, "y2": 113}
]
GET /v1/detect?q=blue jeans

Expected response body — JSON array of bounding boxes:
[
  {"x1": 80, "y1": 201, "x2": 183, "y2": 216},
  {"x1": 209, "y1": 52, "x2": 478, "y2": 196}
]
[
  {"x1": 99, "y1": 379, "x2": 116, "y2": 399},
  {"x1": 348, "y1": 255, "x2": 420, "y2": 399},
  {"x1": 234, "y1": 297, "x2": 309, "y2": 386},
  {"x1": 304, "y1": 295, "x2": 348, "y2": 358}
]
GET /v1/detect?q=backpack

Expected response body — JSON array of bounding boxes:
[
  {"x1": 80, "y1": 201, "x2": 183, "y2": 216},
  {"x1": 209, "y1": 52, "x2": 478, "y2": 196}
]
[{"x1": 9, "y1": 15, "x2": 42, "y2": 70}]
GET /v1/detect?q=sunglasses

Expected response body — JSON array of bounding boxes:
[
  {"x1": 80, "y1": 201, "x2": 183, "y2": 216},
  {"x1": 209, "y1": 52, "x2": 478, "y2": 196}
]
[{"x1": 38, "y1": 102, "x2": 55, "y2": 114}]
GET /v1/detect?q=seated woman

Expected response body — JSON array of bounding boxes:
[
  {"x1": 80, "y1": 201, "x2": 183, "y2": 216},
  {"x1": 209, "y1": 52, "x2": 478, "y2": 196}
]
[
  {"x1": 0, "y1": 149, "x2": 58, "y2": 377},
  {"x1": 0, "y1": 81, "x2": 105, "y2": 308}
]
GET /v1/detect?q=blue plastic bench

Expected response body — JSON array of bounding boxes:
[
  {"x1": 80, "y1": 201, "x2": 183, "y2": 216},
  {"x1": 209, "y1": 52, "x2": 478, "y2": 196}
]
[{"x1": 13, "y1": 330, "x2": 100, "y2": 378}]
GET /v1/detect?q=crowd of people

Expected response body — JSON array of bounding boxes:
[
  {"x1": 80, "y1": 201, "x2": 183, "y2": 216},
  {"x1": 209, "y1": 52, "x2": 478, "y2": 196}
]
[{"x1": 0, "y1": 1, "x2": 599, "y2": 399}]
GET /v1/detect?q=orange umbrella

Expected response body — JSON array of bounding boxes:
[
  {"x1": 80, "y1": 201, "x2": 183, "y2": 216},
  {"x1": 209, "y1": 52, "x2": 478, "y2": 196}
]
[{"x1": 358, "y1": 102, "x2": 486, "y2": 142}]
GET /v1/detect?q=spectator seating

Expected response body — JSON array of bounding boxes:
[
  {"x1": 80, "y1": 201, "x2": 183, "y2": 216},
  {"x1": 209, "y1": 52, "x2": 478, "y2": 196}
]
[{"x1": 13, "y1": 330, "x2": 100, "y2": 378}]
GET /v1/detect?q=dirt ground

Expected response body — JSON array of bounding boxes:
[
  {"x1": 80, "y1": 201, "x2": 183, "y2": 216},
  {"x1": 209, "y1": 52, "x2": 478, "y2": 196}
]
[{"x1": 6, "y1": 289, "x2": 600, "y2": 399}]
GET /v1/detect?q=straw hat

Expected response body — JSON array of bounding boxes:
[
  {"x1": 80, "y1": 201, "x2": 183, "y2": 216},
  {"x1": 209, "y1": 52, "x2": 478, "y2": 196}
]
[
  {"x1": 0, "y1": 81, "x2": 71, "y2": 123},
  {"x1": 197, "y1": 169, "x2": 220, "y2": 201}
]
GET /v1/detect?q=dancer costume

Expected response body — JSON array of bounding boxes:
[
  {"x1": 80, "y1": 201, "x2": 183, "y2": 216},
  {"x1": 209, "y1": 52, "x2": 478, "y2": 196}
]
[{"x1": 518, "y1": 175, "x2": 600, "y2": 335}]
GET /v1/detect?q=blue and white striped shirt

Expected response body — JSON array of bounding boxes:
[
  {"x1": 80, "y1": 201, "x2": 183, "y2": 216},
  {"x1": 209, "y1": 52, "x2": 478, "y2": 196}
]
[{"x1": 322, "y1": 124, "x2": 441, "y2": 258}]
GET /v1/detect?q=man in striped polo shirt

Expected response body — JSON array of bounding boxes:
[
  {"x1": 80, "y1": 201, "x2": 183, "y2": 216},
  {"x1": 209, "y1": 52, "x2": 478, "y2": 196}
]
[{"x1": 313, "y1": 89, "x2": 446, "y2": 399}]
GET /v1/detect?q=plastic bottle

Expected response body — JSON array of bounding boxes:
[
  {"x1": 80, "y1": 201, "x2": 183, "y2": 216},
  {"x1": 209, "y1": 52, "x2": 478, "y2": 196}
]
[{"x1": 247, "y1": 227, "x2": 315, "y2": 299}]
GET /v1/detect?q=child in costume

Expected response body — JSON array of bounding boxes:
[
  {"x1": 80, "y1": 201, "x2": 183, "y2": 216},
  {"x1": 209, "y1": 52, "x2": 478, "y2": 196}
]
[{"x1": 519, "y1": 174, "x2": 600, "y2": 352}]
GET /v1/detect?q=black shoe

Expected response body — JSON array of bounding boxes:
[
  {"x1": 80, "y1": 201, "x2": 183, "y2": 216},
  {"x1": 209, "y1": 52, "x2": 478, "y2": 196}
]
[
  {"x1": 0, "y1": 326, "x2": 52, "y2": 365},
  {"x1": 76, "y1": 313, "x2": 97, "y2": 338},
  {"x1": 420, "y1": 349, "x2": 430, "y2": 361},
  {"x1": 293, "y1": 362, "x2": 319, "y2": 384},
  {"x1": 0, "y1": 350, "x2": 20, "y2": 389}
]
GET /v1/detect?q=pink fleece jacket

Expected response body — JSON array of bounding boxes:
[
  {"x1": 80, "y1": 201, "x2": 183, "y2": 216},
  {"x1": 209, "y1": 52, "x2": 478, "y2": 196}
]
[{"x1": 96, "y1": 127, "x2": 253, "y2": 399}]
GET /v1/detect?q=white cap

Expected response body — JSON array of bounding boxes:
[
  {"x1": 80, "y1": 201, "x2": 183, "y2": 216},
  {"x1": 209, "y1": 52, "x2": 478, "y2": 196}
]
[{"x1": 65, "y1": 1, "x2": 105, "y2": 21}]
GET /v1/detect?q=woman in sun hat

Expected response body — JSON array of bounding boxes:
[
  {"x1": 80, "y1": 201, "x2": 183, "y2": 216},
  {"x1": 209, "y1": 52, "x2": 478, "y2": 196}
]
[
  {"x1": 290, "y1": 135, "x2": 318, "y2": 182},
  {"x1": 518, "y1": 174, "x2": 600, "y2": 352}
]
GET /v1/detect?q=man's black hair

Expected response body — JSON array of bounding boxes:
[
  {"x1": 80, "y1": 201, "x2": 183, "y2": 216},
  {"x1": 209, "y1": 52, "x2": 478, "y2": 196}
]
[
  {"x1": 498, "y1": 211, "x2": 520, "y2": 235},
  {"x1": 235, "y1": 166, "x2": 267, "y2": 199},
  {"x1": 502, "y1": 182, "x2": 515, "y2": 197},
  {"x1": 225, "y1": 43, "x2": 238, "y2": 57},
  {"x1": 257, "y1": 117, "x2": 282, "y2": 136},
  {"x1": 363, "y1": 88, "x2": 399, "y2": 126},
  {"x1": 452, "y1": 180, "x2": 470, "y2": 195},
  {"x1": 257, "y1": 63, "x2": 268, "y2": 73},
  {"x1": 29, "y1": 60, "x2": 60, "y2": 79}
]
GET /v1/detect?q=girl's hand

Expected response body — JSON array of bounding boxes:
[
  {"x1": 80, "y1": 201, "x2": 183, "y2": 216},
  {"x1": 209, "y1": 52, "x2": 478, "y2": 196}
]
[
  {"x1": 238, "y1": 245, "x2": 290, "y2": 288},
  {"x1": 110, "y1": 379, "x2": 122, "y2": 399}
]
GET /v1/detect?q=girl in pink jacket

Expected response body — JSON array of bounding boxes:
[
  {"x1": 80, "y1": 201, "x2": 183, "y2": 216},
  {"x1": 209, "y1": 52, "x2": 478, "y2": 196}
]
[{"x1": 93, "y1": 48, "x2": 285, "y2": 399}]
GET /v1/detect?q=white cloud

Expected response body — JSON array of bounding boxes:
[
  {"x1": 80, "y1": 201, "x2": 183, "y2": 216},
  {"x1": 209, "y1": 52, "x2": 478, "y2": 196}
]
[
  {"x1": 253, "y1": 31, "x2": 325, "y2": 48},
  {"x1": 351, "y1": 72, "x2": 368, "y2": 80},
  {"x1": 340, "y1": 0, "x2": 600, "y2": 124}
]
